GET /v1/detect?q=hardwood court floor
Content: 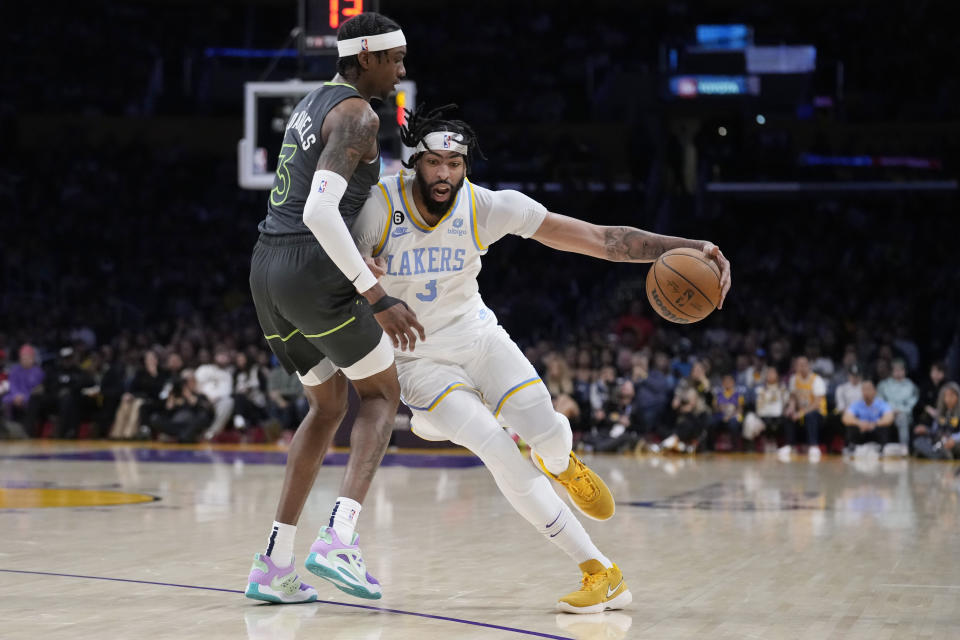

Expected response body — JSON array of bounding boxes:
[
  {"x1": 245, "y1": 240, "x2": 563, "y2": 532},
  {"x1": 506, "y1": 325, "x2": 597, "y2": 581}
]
[{"x1": 1, "y1": 440, "x2": 959, "y2": 639}]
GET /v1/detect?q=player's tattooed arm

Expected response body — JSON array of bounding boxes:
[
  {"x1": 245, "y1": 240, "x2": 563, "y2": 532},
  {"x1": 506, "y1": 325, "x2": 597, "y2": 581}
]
[
  {"x1": 602, "y1": 226, "x2": 673, "y2": 261},
  {"x1": 317, "y1": 98, "x2": 380, "y2": 179},
  {"x1": 532, "y1": 213, "x2": 704, "y2": 263}
]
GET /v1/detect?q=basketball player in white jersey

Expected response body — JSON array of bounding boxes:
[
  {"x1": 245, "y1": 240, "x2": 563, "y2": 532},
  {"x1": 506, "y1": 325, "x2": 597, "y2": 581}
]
[{"x1": 352, "y1": 106, "x2": 732, "y2": 613}]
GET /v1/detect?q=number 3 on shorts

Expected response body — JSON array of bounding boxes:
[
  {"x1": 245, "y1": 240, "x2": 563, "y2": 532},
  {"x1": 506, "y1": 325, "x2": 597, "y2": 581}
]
[{"x1": 416, "y1": 279, "x2": 437, "y2": 302}]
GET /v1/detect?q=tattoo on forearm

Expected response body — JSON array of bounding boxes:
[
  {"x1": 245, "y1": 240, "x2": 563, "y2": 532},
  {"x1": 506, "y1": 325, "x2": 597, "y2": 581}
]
[{"x1": 603, "y1": 227, "x2": 666, "y2": 261}]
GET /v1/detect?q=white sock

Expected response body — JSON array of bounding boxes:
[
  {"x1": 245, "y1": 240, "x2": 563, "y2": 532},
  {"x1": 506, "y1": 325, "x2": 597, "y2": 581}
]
[
  {"x1": 330, "y1": 497, "x2": 362, "y2": 543},
  {"x1": 265, "y1": 521, "x2": 296, "y2": 567},
  {"x1": 541, "y1": 453, "x2": 571, "y2": 476},
  {"x1": 540, "y1": 502, "x2": 612, "y2": 568}
]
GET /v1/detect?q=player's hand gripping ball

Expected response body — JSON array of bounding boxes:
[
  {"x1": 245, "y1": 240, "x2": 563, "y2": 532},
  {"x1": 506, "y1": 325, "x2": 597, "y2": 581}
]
[{"x1": 645, "y1": 248, "x2": 722, "y2": 324}]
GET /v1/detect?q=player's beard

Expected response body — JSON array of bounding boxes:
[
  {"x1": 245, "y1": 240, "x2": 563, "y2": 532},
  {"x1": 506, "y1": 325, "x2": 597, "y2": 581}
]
[{"x1": 415, "y1": 172, "x2": 465, "y2": 217}]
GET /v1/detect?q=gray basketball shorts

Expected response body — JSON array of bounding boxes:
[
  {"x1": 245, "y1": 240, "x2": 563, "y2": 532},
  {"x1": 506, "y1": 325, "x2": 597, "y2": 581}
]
[{"x1": 249, "y1": 233, "x2": 383, "y2": 376}]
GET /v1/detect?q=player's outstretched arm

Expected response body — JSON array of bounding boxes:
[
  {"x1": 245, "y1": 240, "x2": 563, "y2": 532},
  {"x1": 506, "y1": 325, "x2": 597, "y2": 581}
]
[{"x1": 531, "y1": 212, "x2": 731, "y2": 307}]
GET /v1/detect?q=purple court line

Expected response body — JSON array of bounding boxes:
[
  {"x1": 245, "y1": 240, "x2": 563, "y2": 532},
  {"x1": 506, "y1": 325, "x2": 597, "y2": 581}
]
[{"x1": 0, "y1": 568, "x2": 572, "y2": 640}]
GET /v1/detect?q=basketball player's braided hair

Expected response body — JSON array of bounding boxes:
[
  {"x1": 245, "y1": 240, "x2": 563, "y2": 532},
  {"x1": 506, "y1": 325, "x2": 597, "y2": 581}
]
[{"x1": 399, "y1": 104, "x2": 484, "y2": 170}]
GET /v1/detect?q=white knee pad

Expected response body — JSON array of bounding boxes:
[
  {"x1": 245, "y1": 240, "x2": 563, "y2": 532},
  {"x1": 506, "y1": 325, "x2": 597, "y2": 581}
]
[
  {"x1": 341, "y1": 332, "x2": 394, "y2": 380},
  {"x1": 497, "y1": 384, "x2": 572, "y2": 461},
  {"x1": 297, "y1": 358, "x2": 339, "y2": 387},
  {"x1": 409, "y1": 412, "x2": 448, "y2": 442}
]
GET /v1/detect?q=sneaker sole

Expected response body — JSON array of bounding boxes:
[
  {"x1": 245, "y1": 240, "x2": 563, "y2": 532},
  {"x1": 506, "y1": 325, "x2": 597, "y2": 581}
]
[
  {"x1": 556, "y1": 589, "x2": 632, "y2": 614},
  {"x1": 244, "y1": 582, "x2": 317, "y2": 604},
  {"x1": 305, "y1": 553, "x2": 382, "y2": 600}
]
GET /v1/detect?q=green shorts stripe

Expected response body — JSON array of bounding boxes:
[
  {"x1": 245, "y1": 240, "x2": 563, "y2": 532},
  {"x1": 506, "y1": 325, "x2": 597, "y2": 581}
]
[{"x1": 303, "y1": 316, "x2": 356, "y2": 338}]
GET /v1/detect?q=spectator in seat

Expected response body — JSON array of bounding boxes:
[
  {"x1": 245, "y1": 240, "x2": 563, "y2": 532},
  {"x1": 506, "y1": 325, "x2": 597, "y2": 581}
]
[
  {"x1": 785, "y1": 356, "x2": 827, "y2": 461},
  {"x1": 877, "y1": 359, "x2": 918, "y2": 451},
  {"x1": 656, "y1": 361, "x2": 712, "y2": 453},
  {"x1": 589, "y1": 365, "x2": 618, "y2": 430},
  {"x1": 149, "y1": 370, "x2": 213, "y2": 443},
  {"x1": 2, "y1": 344, "x2": 44, "y2": 438},
  {"x1": 831, "y1": 364, "x2": 863, "y2": 451},
  {"x1": 95, "y1": 345, "x2": 127, "y2": 439},
  {"x1": 632, "y1": 352, "x2": 672, "y2": 434},
  {"x1": 913, "y1": 361, "x2": 946, "y2": 435},
  {"x1": 806, "y1": 341, "x2": 835, "y2": 380},
  {"x1": 587, "y1": 379, "x2": 643, "y2": 452},
  {"x1": 842, "y1": 379, "x2": 894, "y2": 451},
  {"x1": 42, "y1": 347, "x2": 98, "y2": 439},
  {"x1": 753, "y1": 366, "x2": 788, "y2": 447},
  {"x1": 266, "y1": 360, "x2": 308, "y2": 436},
  {"x1": 834, "y1": 364, "x2": 864, "y2": 415},
  {"x1": 657, "y1": 378, "x2": 710, "y2": 453},
  {"x1": 194, "y1": 346, "x2": 234, "y2": 440},
  {"x1": 232, "y1": 351, "x2": 267, "y2": 431},
  {"x1": 710, "y1": 374, "x2": 745, "y2": 451},
  {"x1": 110, "y1": 349, "x2": 165, "y2": 439},
  {"x1": 544, "y1": 352, "x2": 576, "y2": 402},
  {"x1": 913, "y1": 382, "x2": 960, "y2": 459},
  {"x1": 738, "y1": 348, "x2": 766, "y2": 401}
]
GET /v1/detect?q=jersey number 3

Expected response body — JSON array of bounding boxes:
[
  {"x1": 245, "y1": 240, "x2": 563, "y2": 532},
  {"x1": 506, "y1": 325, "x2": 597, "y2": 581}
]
[
  {"x1": 270, "y1": 144, "x2": 298, "y2": 207},
  {"x1": 416, "y1": 279, "x2": 438, "y2": 302}
]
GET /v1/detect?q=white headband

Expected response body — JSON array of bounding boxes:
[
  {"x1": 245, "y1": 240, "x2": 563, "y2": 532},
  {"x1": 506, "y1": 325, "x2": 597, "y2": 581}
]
[
  {"x1": 337, "y1": 30, "x2": 407, "y2": 57},
  {"x1": 415, "y1": 131, "x2": 469, "y2": 156}
]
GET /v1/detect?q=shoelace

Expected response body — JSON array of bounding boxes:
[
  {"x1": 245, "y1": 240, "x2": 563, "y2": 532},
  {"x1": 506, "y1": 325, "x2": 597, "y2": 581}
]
[
  {"x1": 565, "y1": 459, "x2": 600, "y2": 500},
  {"x1": 581, "y1": 570, "x2": 607, "y2": 590}
]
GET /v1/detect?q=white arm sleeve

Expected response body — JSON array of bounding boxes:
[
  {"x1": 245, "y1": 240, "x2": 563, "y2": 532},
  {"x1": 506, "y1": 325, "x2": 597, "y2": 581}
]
[
  {"x1": 473, "y1": 186, "x2": 548, "y2": 246},
  {"x1": 351, "y1": 186, "x2": 389, "y2": 257},
  {"x1": 302, "y1": 170, "x2": 377, "y2": 293}
]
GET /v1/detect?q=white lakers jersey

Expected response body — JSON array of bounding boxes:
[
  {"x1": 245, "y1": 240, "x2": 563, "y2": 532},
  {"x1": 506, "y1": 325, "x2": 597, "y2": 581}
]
[{"x1": 352, "y1": 171, "x2": 547, "y2": 356}]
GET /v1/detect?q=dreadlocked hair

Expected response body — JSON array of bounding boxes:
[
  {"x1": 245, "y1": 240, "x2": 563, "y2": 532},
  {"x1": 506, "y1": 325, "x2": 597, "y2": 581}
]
[{"x1": 399, "y1": 104, "x2": 484, "y2": 170}]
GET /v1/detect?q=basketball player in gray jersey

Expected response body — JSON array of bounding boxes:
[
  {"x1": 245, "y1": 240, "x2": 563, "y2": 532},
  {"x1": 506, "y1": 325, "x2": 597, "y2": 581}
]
[{"x1": 245, "y1": 13, "x2": 423, "y2": 604}]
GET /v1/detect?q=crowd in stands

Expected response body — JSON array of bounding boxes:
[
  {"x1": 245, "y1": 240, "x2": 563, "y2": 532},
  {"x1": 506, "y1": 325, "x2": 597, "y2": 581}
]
[
  {"x1": 2, "y1": 2, "x2": 958, "y2": 458},
  {"x1": 1, "y1": 141, "x2": 957, "y2": 457}
]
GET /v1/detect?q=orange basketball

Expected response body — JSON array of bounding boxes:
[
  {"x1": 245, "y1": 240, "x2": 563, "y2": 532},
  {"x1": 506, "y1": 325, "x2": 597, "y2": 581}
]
[{"x1": 645, "y1": 248, "x2": 722, "y2": 324}]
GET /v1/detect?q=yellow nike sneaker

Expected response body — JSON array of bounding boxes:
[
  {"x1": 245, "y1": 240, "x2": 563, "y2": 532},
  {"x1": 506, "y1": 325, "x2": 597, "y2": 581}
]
[
  {"x1": 535, "y1": 452, "x2": 615, "y2": 521},
  {"x1": 558, "y1": 560, "x2": 632, "y2": 614}
]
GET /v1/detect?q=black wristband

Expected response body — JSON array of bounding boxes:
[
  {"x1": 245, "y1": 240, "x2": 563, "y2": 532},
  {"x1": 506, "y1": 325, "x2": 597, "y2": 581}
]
[{"x1": 370, "y1": 295, "x2": 407, "y2": 314}]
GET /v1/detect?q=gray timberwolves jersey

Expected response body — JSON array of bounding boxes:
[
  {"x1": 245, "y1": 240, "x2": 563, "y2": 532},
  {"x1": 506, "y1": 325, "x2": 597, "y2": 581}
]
[{"x1": 258, "y1": 82, "x2": 380, "y2": 236}]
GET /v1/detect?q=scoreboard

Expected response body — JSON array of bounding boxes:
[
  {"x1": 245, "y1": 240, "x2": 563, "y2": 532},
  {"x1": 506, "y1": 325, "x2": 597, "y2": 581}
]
[{"x1": 299, "y1": 0, "x2": 381, "y2": 55}]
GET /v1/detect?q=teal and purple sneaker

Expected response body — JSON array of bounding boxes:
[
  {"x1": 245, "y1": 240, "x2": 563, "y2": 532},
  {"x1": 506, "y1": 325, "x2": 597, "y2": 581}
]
[
  {"x1": 305, "y1": 526, "x2": 382, "y2": 599},
  {"x1": 245, "y1": 553, "x2": 319, "y2": 604}
]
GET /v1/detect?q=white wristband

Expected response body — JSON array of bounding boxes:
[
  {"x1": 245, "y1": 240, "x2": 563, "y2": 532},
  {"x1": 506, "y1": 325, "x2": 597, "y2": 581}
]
[{"x1": 302, "y1": 170, "x2": 377, "y2": 294}]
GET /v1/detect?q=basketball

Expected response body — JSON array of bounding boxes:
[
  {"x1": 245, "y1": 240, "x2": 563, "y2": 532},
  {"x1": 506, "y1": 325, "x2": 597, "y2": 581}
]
[{"x1": 645, "y1": 248, "x2": 722, "y2": 324}]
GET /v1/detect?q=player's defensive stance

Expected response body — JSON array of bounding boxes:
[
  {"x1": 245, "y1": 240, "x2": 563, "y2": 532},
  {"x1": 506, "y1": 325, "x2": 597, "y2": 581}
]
[
  {"x1": 244, "y1": 14, "x2": 423, "y2": 605},
  {"x1": 352, "y1": 106, "x2": 731, "y2": 613}
]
